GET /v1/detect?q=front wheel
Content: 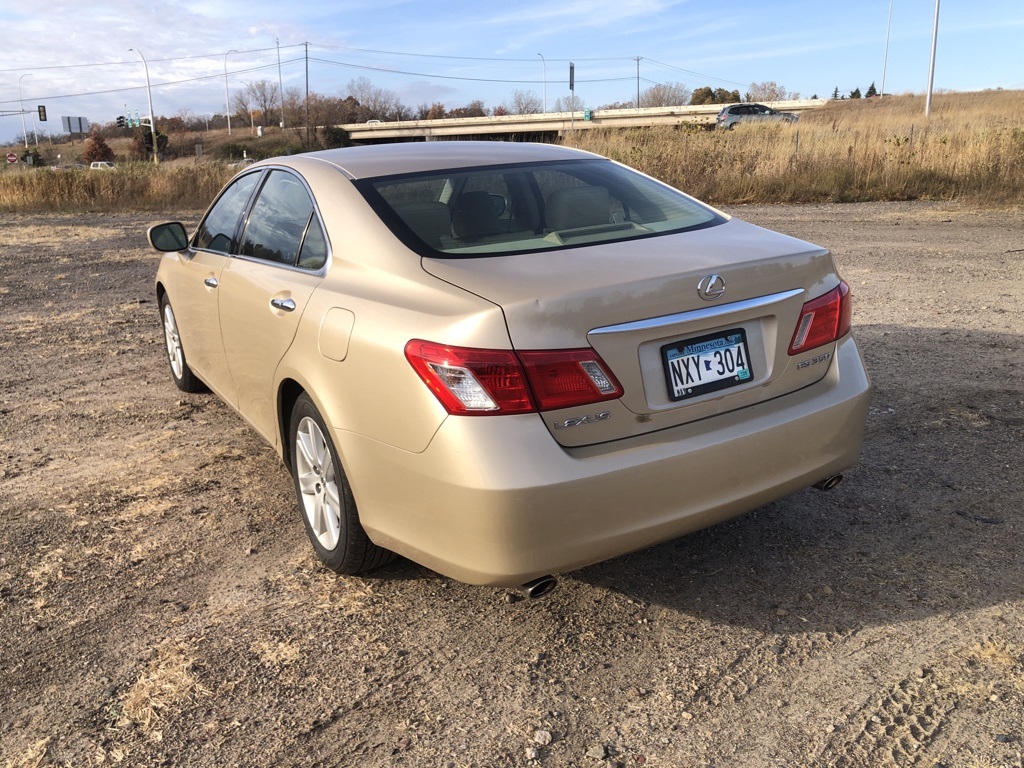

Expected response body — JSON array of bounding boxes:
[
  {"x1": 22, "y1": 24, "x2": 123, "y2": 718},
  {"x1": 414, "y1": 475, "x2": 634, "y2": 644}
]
[{"x1": 290, "y1": 394, "x2": 395, "y2": 574}]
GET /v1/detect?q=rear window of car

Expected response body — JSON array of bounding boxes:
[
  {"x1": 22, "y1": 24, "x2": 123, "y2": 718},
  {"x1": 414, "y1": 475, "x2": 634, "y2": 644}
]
[{"x1": 356, "y1": 158, "x2": 724, "y2": 258}]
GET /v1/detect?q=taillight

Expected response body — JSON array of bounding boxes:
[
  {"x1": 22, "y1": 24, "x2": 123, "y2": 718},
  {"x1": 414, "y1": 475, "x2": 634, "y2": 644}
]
[
  {"x1": 405, "y1": 340, "x2": 622, "y2": 416},
  {"x1": 788, "y1": 281, "x2": 852, "y2": 355},
  {"x1": 518, "y1": 349, "x2": 622, "y2": 411}
]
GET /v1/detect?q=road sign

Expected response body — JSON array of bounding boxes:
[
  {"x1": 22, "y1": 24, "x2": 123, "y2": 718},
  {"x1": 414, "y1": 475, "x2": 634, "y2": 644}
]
[{"x1": 6, "y1": 153, "x2": 17, "y2": 164}]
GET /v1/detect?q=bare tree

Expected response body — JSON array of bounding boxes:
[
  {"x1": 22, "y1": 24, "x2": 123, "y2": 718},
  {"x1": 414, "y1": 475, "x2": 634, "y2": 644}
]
[
  {"x1": 506, "y1": 89, "x2": 542, "y2": 115},
  {"x1": 640, "y1": 81, "x2": 691, "y2": 108},
  {"x1": 745, "y1": 81, "x2": 798, "y2": 102},
  {"x1": 243, "y1": 80, "x2": 281, "y2": 125},
  {"x1": 282, "y1": 86, "x2": 305, "y2": 129},
  {"x1": 231, "y1": 91, "x2": 253, "y2": 130},
  {"x1": 346, "y1": 77, "x2": 400, "y2": 121},
  {"x1": 553, "y1": 94, "x2": 586, "y2": 112}
]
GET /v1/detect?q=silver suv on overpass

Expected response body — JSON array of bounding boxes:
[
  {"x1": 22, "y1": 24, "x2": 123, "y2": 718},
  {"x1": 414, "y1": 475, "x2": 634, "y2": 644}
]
[{"x1": 716, "y1": 103, "x2": 798, "y2": 129}]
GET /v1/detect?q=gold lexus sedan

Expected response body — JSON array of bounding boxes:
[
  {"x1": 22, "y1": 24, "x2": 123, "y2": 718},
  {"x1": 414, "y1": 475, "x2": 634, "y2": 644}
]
[{"x1": 149, "y1": 141, "x2": 870, "y2": 596}]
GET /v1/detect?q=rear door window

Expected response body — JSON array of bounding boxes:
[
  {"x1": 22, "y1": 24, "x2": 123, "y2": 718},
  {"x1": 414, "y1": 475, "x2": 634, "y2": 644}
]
[{"x1": 238, "y1": 170, "x2": 326, "y2": 269}]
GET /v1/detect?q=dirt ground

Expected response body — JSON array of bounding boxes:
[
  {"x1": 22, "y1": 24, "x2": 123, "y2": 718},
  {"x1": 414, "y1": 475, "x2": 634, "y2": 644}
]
[{"x1": 1, "y1": 201, "x2": 1022, "y2": 768}]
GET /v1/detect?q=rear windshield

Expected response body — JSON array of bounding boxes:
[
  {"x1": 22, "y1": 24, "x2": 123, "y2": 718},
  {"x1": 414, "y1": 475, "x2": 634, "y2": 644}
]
[{"x1": 356, "y1": 158, "x2": 724, "y2": 257}]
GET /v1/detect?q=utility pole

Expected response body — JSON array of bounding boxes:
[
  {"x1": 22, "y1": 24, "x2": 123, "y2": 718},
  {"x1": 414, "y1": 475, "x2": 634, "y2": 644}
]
[{"x1": 635, "y1": 56, "x2": 642, "y2": 110}]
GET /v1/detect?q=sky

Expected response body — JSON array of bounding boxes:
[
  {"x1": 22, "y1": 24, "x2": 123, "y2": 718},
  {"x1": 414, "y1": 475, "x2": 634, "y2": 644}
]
[{"x1": 1, "y1": 0, "x2": 1022, "y2": 144}]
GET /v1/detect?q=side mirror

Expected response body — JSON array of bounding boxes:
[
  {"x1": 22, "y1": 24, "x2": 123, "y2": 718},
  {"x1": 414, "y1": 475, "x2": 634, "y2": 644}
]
[{"x1": 148, "y1": 222, "x2": 189, "y2": 252}]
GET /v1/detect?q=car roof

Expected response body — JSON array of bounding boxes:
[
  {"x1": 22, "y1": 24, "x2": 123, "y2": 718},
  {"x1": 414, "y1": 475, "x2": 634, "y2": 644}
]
[{"x1": 289, "y1": 141, "x2": 602, "y2": 180}]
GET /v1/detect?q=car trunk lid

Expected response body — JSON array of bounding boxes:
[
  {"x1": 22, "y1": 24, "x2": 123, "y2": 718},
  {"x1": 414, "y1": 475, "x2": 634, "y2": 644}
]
[{"x1": 421, "y1": 218, "x2": 844, "y2": 447}]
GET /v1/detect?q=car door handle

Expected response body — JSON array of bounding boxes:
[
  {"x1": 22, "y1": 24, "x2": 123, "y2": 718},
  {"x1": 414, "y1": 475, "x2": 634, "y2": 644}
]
[
  {"x1": 271, "y1": 298, "x2": 296, "y2": 312},
  {"x1": 204, "y1": 277, "x2": 219, "y2": 288}
]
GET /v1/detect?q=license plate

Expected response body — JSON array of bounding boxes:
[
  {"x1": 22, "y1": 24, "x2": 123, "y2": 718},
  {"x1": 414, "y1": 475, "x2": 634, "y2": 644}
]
[{"x1": 662, "y1": 329, "x2": 753, "y2": 401}]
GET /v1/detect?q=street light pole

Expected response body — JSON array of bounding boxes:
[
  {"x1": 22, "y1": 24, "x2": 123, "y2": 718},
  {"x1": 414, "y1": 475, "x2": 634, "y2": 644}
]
[
  {"x1": 881, "y1": 0, "x2": 894, "y2": 97},
  {"x1": 128, "y1": 48, "x2": 160, "y2": 166},
  {"x1": 537, "y1": 53, "x2": 546, "y2": 113},
  {"x1": 224, "y1": 49, "x2": 238, "y2": 135},
  {"x1": 18, "y1": 73, "x2": 32, "y2": 149},
  {"x1": 925, "y1": 0, "x2": 941, "y2": 117}
]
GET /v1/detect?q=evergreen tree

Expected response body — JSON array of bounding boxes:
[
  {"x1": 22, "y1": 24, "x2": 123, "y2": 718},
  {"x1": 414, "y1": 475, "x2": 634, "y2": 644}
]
[
  {"x1": 82, "y1": 129, "x2": 115, "y2": 164},
  {"x1": 831, "y1": 87, "x2": 840, "y2": 100},
  {"x1": 865, "y1": 81, "x2": 878, "y2": 98},
  {"x1": 849, "y1": 87, "x2": 862, "y2": 99}
]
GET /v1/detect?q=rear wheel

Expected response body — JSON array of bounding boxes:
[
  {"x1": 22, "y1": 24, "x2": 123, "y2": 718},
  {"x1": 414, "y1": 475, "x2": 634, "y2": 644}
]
[
  {"x1": 159, "y1": 294, "x2": 204, "y2": 393},
  {"x1": 290, "y1": 394, "x2": 394, "y2": 574}
]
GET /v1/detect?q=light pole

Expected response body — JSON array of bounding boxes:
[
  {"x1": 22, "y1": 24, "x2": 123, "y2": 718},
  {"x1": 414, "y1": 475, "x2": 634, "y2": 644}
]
[
  {"x1": 925, "y1": 0, "x2": 940, "y2": 117},
  {"x1": 537, "y1": 53, "x2": 546, "y2": 113},
  {"x1": 881, "y1": 0, "x2": 894, "y2": 97},
  {"x1": 276, "y1": 37, "x2": 286, "y2": 129},
  {"x1": 18, "y1": 73, "x2": 32, "y2": 149},
  {"x1": 224, "y1": 49, "x2": 238, "y2": 135},
  {"x1": 128, "y1": 48, "x2": 159, "y2": 166}
]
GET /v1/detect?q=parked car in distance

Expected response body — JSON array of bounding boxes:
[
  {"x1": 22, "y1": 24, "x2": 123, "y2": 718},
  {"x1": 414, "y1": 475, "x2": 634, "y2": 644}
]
[
  {"x1": 89, "y1": 161, "x2": 115, "y2": 170},
  {"x1": 717, "y1": 103, "x2": 799, "y2": 129},
  {"x1": 148, "y1": 141, "x2": 869, "y2": 595}
]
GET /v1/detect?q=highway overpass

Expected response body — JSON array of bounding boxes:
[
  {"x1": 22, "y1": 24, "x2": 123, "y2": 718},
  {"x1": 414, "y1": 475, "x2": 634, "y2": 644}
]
[{"x1": 341, "y1": 100, "x2": 825, "y2": 143}]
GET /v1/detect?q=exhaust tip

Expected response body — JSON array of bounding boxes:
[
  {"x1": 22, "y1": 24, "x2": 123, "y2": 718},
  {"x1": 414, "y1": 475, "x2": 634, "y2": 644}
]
[
  {"x1": 813, "y1": 474, "x2": 844, "y2": 492},
  {"x1": 521, "y1": 575, "x2": 558, "y2": 599}
]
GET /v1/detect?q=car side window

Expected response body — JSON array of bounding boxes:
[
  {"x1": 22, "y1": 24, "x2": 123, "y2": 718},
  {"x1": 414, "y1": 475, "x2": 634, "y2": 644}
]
[
  {"x1": 297, "y1": 214, "x2": 328, "y2": 270},
  {"x1": 239, "y1": 170, "x2": 316, "y2": 266},
  {"x1": 194, "y1": 172, "x2": 261, "y2": 253}
]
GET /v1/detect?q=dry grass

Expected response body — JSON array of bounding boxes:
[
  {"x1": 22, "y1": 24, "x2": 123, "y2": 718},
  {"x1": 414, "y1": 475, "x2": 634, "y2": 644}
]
[
  {"x1": 569, "y1": 90, "x2": 1024, "y2": 205},
  {"x1": 119, "y1": 639, "x2": 211, "y2": 736},
  {"x1": 0, "y1": 90, "x2": 1020, "y2": 211},
  {"x1": 0, "y1": 162, "x2": 234, "y2": 212}
]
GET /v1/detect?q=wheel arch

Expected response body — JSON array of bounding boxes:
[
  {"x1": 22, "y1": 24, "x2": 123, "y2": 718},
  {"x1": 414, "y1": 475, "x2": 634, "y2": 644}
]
[{"x1": 277, "y1": 377, "x2": 307, "y2": 472}]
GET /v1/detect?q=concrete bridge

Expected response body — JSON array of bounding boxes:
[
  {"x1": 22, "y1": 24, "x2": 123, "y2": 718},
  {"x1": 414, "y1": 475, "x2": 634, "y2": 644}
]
[{"x1": 341, "y1": 100, "x2": 825, "y2": 142}]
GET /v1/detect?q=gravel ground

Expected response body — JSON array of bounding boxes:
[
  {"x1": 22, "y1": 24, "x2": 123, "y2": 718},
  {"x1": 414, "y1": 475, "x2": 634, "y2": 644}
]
[{"x1": 1, "y1": 201, "x2": 1022, "y2": 768}]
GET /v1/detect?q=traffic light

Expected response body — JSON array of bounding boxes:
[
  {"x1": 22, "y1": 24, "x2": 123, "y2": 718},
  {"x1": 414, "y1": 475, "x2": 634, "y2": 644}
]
[
  {"x1": 117, "y1": 115, "x2": 125, "y2": 128},
  {"x1": 37, "y1": 106, "x2": 47, "y2": 122}
]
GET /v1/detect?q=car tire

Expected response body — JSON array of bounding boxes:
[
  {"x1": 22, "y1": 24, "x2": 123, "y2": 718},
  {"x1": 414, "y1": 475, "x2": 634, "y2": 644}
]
[
  {"x1": 290, "y1": 394, "x2": 395, "y2": 574},
  {"x1": 159, "y1": 294, "x2": 204, "y2": 393}
]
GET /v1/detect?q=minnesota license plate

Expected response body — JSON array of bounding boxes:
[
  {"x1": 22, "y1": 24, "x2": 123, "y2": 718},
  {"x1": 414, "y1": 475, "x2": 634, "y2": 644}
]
[{"x1": 662, "y1": 329, "x2": 753, "y2": 401}]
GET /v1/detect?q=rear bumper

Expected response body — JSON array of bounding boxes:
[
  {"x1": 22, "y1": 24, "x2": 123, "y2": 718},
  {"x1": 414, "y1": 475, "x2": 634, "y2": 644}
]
[{"x1": 338, "y1": 336, "x2": 870, "y2": 586}]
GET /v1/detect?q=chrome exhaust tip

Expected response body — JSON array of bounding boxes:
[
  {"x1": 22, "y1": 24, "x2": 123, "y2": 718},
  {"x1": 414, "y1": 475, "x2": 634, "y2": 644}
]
[
  {"x1": 521, "y1": 575, "x2": 558, "y2": 599},
  {"x1": 813, "y1": 474, "x2": 844, "y2": 491}
]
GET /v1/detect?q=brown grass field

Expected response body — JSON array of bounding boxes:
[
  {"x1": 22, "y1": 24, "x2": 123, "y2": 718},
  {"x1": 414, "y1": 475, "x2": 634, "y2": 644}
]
[{"x1": 0, "y1": 89, "x2": 1021, "y2": 211}]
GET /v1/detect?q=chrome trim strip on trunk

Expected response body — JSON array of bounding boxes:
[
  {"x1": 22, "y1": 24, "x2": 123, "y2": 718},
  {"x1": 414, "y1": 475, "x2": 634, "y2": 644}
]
[{"x1": 589, "y1": 288, "x2": 805, "y2": 336}]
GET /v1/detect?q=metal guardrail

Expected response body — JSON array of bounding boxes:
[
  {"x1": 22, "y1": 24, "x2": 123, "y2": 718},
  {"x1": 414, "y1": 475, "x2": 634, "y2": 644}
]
[{"x1": 342, "y1": 100, "x2": 827, "y2": 141}]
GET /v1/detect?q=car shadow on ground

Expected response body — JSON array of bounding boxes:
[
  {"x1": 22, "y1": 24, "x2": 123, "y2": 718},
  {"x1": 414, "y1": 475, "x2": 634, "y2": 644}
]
[{"x1": 563, "y1": 322, "x2": 1023, "y2": 632}]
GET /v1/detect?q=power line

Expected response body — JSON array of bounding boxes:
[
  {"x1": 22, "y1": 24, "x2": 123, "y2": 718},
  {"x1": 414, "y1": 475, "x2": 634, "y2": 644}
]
[
  {"x1": 643, "y1": 58, "x2": 748, "y2": 88},
  {"x1": 308, "y1": 56, "x2": 634, "y2": 86}
]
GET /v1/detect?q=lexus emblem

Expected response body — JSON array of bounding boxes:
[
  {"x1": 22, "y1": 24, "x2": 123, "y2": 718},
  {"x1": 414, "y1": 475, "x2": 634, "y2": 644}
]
[{"x1": 697, "y1": 274, "x2": 726, "y2": 301}]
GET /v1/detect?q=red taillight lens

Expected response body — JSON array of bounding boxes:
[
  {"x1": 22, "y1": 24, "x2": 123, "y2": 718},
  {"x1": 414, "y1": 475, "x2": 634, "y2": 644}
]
[
  {"x1": 404, "y1": 341, "x2": 534, "y2": 415},
  {"x1": 405, "y1": 341, "x2": 622, "y2": 415},
  {"x1": 518, "y1": 349, "x2": 623, "y2": 411},
  {"x1": 788, "y1": 281, "x2": 852, "y2": 355}
]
